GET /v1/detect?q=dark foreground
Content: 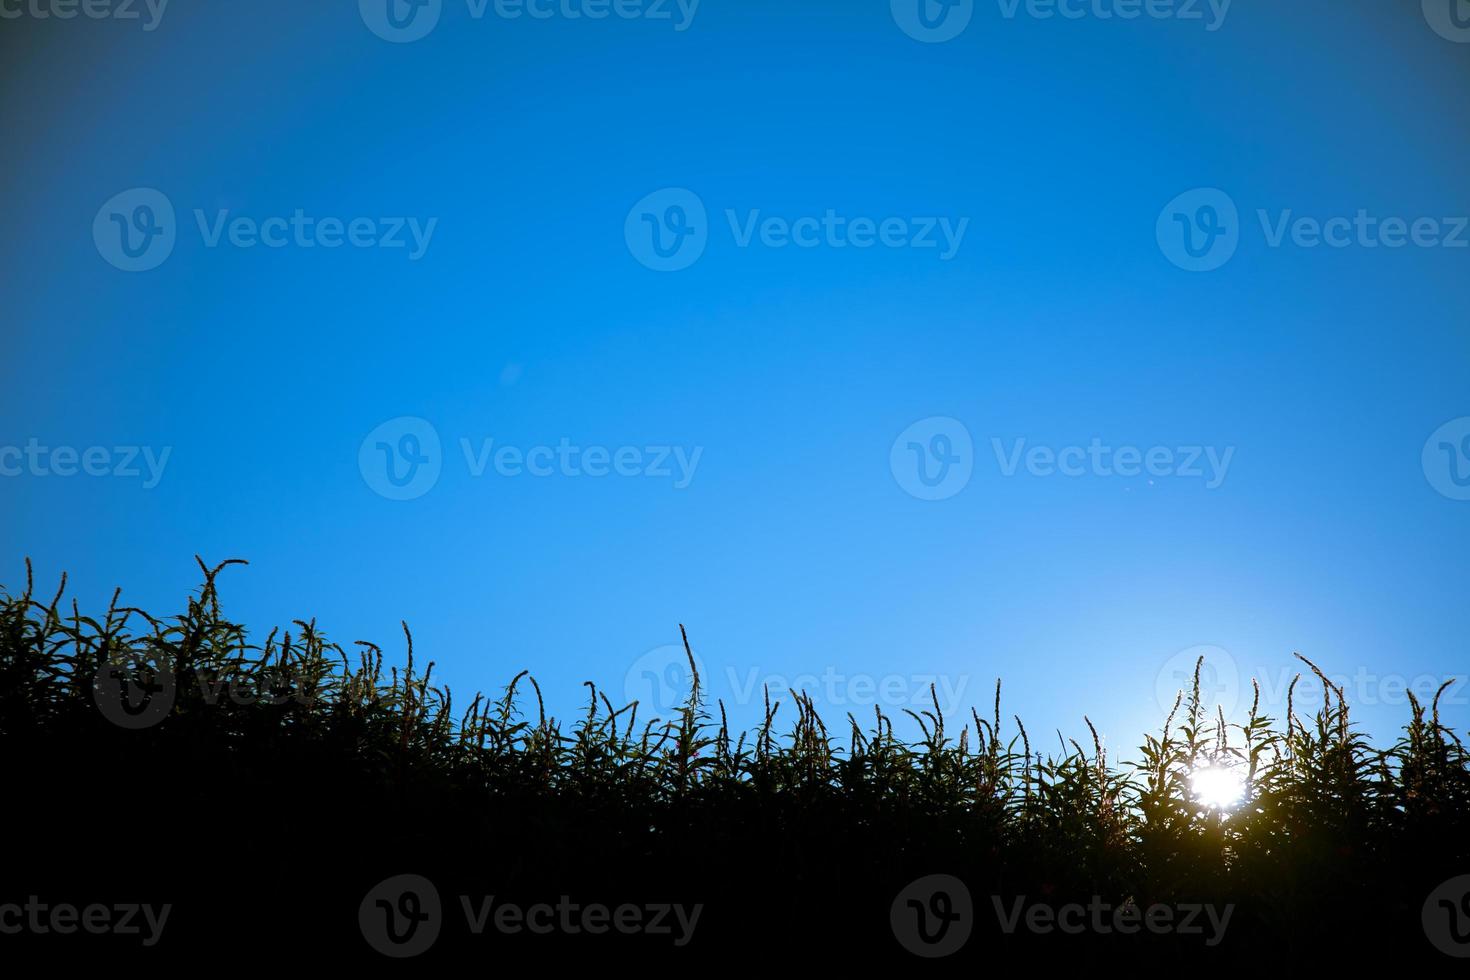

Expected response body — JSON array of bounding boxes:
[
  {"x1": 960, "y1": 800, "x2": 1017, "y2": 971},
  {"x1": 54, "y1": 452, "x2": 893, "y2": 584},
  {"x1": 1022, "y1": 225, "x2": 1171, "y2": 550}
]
[{"x1": 3, "y1": 559, "x2": 1467, "y2": 965}]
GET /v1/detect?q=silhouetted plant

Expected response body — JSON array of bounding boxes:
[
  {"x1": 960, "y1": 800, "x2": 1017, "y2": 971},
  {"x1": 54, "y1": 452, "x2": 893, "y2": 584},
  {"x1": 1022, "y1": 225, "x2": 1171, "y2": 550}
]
[{"x1": 2, "y1": 557, "x2": 1464, "y2": 961}]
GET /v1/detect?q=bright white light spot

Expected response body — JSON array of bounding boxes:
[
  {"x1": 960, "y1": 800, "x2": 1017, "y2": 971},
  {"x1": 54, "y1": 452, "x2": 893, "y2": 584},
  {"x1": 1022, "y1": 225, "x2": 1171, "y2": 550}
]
[{"x1": 1190, "y1": 765, "x2": 1246, "y2": 812}]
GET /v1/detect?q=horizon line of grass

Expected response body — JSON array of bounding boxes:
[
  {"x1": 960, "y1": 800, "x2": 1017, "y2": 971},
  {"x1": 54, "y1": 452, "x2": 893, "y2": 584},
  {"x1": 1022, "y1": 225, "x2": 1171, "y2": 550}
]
[{"x1": 5, "y1": 555, "x2": 1469, "y2": 904}]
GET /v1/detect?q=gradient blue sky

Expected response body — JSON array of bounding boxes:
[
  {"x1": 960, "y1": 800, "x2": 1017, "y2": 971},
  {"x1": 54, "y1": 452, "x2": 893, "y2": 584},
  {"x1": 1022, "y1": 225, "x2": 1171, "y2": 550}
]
[{"x1": 3, "y1": 0, "x2": 1467, "y2": 749}]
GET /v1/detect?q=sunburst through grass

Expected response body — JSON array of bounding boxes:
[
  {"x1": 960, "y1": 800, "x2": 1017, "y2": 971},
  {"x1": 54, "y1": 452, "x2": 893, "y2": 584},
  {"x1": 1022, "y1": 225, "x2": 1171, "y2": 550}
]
[
  {"x1": 1189, "y1": 763, "x2": 1247, "y2": 812},
  {"x1": 3, "y1": 556, "x2": 1469, "y2": 959}
]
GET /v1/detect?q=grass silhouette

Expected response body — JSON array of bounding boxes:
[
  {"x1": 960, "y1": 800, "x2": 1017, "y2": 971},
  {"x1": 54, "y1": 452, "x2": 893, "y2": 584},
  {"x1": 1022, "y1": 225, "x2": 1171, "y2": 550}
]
[{"x1": 3, "y1": 556, "x2": 1467, "y2": 964}]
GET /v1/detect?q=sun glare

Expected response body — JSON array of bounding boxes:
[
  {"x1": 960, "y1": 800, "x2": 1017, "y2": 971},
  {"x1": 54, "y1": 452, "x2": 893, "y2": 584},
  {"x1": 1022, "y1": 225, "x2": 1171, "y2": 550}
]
[{"x1": 1190, "y1": 765, "x2": 1247, "y2": 812}]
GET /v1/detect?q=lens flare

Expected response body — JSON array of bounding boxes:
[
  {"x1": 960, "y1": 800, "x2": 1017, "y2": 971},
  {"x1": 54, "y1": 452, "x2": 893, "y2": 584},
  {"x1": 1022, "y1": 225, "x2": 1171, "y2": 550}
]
[{"x1": 1190, "y1": 765, "x2": 1246, "y2": 812}]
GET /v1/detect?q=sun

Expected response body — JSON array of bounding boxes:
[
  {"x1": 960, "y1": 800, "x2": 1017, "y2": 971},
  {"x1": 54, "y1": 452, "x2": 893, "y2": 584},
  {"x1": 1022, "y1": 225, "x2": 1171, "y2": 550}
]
[{"x1": 1190, "y1": 764, "x2": 1247, "y2": 812}]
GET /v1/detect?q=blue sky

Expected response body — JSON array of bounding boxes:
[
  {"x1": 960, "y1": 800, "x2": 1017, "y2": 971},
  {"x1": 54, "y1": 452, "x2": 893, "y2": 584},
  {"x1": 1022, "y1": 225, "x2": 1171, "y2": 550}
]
[{"x1": 2, "y1": 0, "x2": 1468, "y2": 749}]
